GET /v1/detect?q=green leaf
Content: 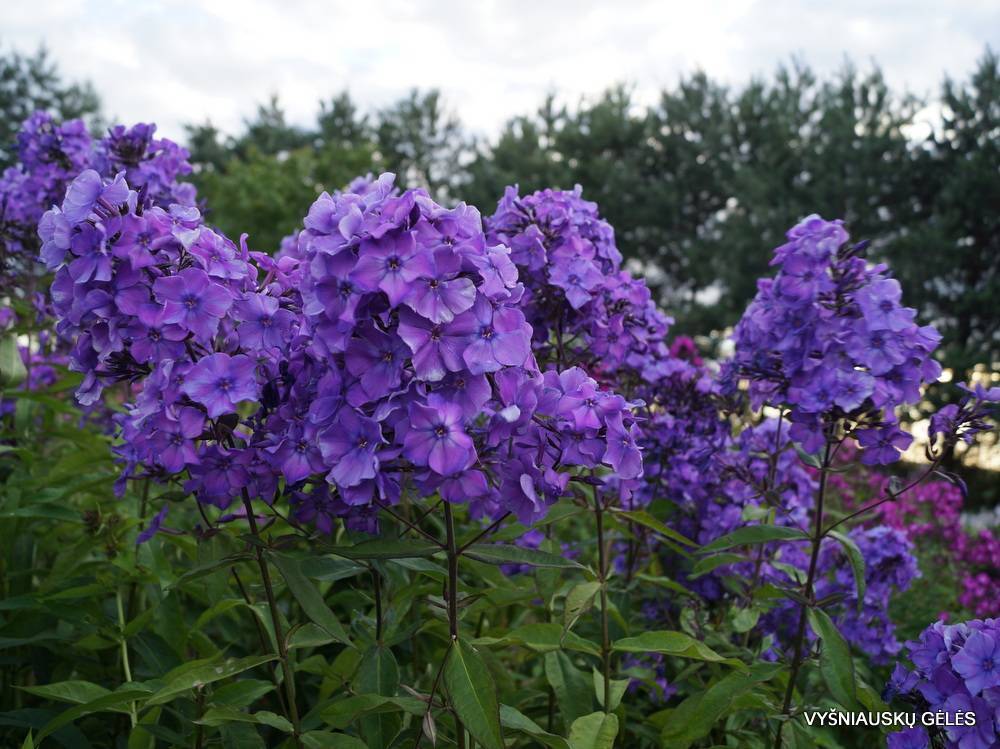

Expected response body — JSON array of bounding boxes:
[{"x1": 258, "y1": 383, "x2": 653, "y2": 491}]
[
  {"x1": 19, "y1": 680, "x2": 113, "y2": 707},
  {"x1": 793, "y1": 444, "x2": 823, "y2": 469},
  {"x1": 827, "y1": 530, "x2": 866, "y2": 610},
  {"x1": 613, "y1": 509, "x2": 696, "y2": 547},
  {"x1": 499, "y1": 705, "x2": 571, "y2": 749},
  {"x1": 476, "y1": 622, "x2": 601, "y2": 657},
  {"x1": 20, "y1": 731, "x2": 33, "y2": 749},
  {"x1": 308, "y1": 558, "x2": 368, "y2": 582},
  {"x1": 690, "y1": 553, "x2": 747, "y2": 578},
  {"x1": 219, "y1": 722, "x2": 265, "y2": 748},
  {"x1": 196, "y1": 706, "x2": 292, "y2": 732},
  {"x1": 167, "y1": 553, "x2": 254, "y2": 590},
  {"x1": 701, "y1": 525, "x2": 809, "y2": 554},
  {"x1": 301, "y1": 732, "x2": 369, "y2": 749},
  {"x1": 355, "y1": 644, "x2": 401, "y2": 749},
  {"x1": 660, "y1": 671, "x2": 757, "y2": 746},
  {"x1": 288, "y1": 622, "x2": 340, "y2": 650},
  {"x1": 37, "y1": 688, "x2": 153, "y2": 741},
  {"x1": 731, "y1": 607, "x2": 761, "y2": 634},
  {"x1": 146, "y1": 655, "x2": 277, "y2": 706},
  {"x1": 568, "y1": 711, "x2": 619, "y2": 749},
  {"x1": 443, "y1": 639, "x2": 503, "y2": 749},
  {"x1": 268, "y1": 552, "x2": 351, "y2": 645},
  {"x1": 808, "y1": 608, "x2": 857, "y2": 710},
  {"x1": 592, "y1": 668, "x2": 629, "y2": 711},
  {"x1": 0, "y1": 335, "x2": 27, "y2": 388},
  {"x1": 544, "y1": 650, "x2": 593, "y2": 726},
  {"x1": 464, "y1": 543, "x2": 584, "y2": 569},
  {"x1": 210, "y1": 679, "x2": 275, "y2": 708},
  {"x1": 322, "y1": 539, "x2": 439, "y2": 560},
  {"x1": 613, "y1": 631, "x2": 742, "y2": 667},
  {"x1": 635, "y1": 574, "x2": 702, "y2": 599},
  {"x1": 318, "y1": 694, "x2": 424, "y2": 727},
  {"x1": 564, "y1": 582, "x2": 601, "y2": 630}
]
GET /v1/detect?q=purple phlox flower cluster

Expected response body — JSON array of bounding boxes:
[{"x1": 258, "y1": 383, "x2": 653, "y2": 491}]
[
  {"x1": 930, "y1": 381, "x2": 1000, "y2": 450},
  {"x1": 42, "y1": 167, "x2": 279, "y2": 521},
  {"x1": 1, "y1": 113, "x2": 91, "y2": 278},
  {"x1": 90, "y1": 123, "x2": 195, "y2": 208},
  {"x1": 486, "y1": 186, "x2": 732, "y2": 573},
  {"x1": 2, "y1": 114, "x2": 196, "y2": 276},
  {"x1": 485, "y1": 185, "x2": 673, "y2": 382},
  {"x1": 722, "y1": 215, "x2": 943, "y2": 465},
  {"x1": 887, "y1": 618, "x2": 1000, "y2": 749},
  {"x1": 235, "y1": 173, "x2": 643, "y2": 532}
]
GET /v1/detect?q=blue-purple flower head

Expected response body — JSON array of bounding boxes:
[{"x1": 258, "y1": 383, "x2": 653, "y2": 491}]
[
  {"x1": 887, "y1": 617, "x2": 1000, "y2": 749},
  {"x1": 485, "y1": 185, "x2": 672, "y2": 380},
  {"x1": 255, "y1": 174, "x2": 644, "y2": 531},
  {"x1": 723, "y1": 215, "x2": 943, "y2": 464}
]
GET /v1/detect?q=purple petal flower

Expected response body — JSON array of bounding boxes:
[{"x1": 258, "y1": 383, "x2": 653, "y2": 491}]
[
  {"x1": 319, "y1": 408, "x2": 383, "y2": 487},
  {"x1": 952, "y1": 630, "x2": 1000, "y2": 695},
  {"x1": 397, "y1": 307, "x2": 473, "y2": 381},
  {"x1": 461, "y1": 296, "x2": 531, "y2": 374},
  {"x1": 151, "y1": 406, "x2": 205, "y2": 472},
  {"x1": 403, "y1": 398, "x2": 475, "y2": 476},
  {"x1": 857, "y1": 424, "x2": 912, "y2": 465},
  {"x1": 235, "y1": 293, "x2": 294, "y2": 350},
  {"x1": 351, "y1": 231, "x2": 433, "y2": 306},
  {"x1": 182, "y1": 353, "x2": 259, "y2": 418},
  {"x1": 62, "y1": 169, "x2": 129, "y2": 224},
  {"x1": 136, "y1": 504, "x2": 169, "y2": 545},
  {"x1": 603, "y1": 410, "x2": 643, "y2": 479},
  {"x1": 344, "y1": 326, "x2": 409, "y2": 402},
  {"x1": 154, "y1": 267, "x2": 233, "y2": 341}
]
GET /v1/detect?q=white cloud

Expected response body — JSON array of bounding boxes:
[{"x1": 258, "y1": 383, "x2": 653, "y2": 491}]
[{"x1": 2, "y1": 0, "x2": 997, "y2": 142}]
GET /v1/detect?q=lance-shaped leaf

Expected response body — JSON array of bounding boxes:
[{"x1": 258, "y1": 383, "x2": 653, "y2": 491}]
[
  {"x1": 464, "y1": 543, "x2": 584, "y2": 569},
  {"x1": 268, "y1": 552, "x2": 350, "y2": 645},
  {"x1": 613, "y1": 631, "x2": 744, "y2": 668},
  {"x1": 443, "y1": 639, "x2": 503, "y2": 749},
  {"x1": 808, "y1": 607, "x2": 858, "y2": 710},
  {"x1": 827, "y1": 529, "x2": 866, "y2": 610},
  {"x1": 701, "y1": 525, "x2": 809, "y2": 554},
  {"x1": 568, "y1": 711, "x2": 619, "y2": 749}
]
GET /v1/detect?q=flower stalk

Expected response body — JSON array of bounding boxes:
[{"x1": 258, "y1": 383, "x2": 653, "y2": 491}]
[{"x1": 241, "y1": 492, "x2": 303, "y2": 748}]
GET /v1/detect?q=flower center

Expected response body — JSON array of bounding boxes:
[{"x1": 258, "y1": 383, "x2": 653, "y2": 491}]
[
  {"x1": 217, "y1": 377, "x2": 232, "y2": 392},
  {"x1": 183, "y1": 294, "x2": 198, "y2": 310},
  {"x1": 434, "y1": 425, "x2": 447, "y2": 437}
]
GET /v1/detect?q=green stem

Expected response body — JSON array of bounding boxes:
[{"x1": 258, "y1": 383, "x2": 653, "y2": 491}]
[
  {"x1": 443, "y1": 502, "x2": 467, "y2": 749},
  {"x1": 241, "y1": 494, "x2": 303, "y2": 748},
  {"x1": 593, "y1": 486, "x2": 612, "y2": 713},
  {"x1": 116, "y1": 589, "x2": 137, "y2": 728},
  {"x1": 774, "y1": 440, "x2": 832, "y2": 748}
]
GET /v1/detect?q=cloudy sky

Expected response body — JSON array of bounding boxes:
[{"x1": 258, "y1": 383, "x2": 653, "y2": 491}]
[{"x1": 3, "y1": 0, "x2": 998, "y2": 142}]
